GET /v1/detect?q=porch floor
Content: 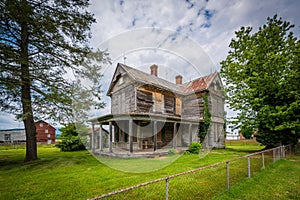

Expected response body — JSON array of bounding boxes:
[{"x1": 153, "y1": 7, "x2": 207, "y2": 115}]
[{"x1": 93, "y1": 147, "x2": 188, "y2": 158}]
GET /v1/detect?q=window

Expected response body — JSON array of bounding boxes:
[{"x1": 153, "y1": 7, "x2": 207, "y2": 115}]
[
  {"x1": 118, "y1": 76, "x2": 124, "y2": 85},
  {"x1": 45, "y1": 129, "x2": 48, "y2": 133},
  {"x1": 39, "y1": 123, "x2": 43, "y2": 127},
  {"x1": 47, "y1": 134, "x2": 51, "y2": 138},
  {"x1": 4, "y1": 134, "x2": 11, "y2": 141}
]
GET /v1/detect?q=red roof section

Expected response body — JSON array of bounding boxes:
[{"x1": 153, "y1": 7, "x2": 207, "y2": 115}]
[{"x1": 183, "y1": 72, "x2": 217, "y2": 93}]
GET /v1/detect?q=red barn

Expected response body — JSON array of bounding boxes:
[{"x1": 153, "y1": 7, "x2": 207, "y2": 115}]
[{"x1": 35, "y1": 120, "x2": 56, "y2": 144}]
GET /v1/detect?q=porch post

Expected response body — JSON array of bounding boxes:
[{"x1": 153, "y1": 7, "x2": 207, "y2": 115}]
[
  {"x1": 137, "y1": 121, "x2": 141, "y2": 149},
  {"x1": 173, "y1": 122, "x2": 177, "y2": 148},
  {"x1": 153, "y1": 121, "x2": 157, "y2": 152},
  {"x1": 129, "y1": 119, "x2": 133, "y2": 153},
  {"x1": 189, "y1": 123, "x2": 192, "y2": 144},
  {"x1": 91, "y1": 123, "x2": 95, "y2": 152},
  {"x1": 99, "y1": 123, "x2": 103, "y2": 151},
  {"x1": 96, "y1": 126, "x2": 99, "y2": 149},
  {"x1": 109, "y1": 122, "x2": 113, "y2": 153}
]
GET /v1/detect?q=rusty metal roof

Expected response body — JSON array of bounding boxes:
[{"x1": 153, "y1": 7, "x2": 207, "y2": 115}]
[{"x1": 182, "y1": 72, "x2": 217, "y2": 93}]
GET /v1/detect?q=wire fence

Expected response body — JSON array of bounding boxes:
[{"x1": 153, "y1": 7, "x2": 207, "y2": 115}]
[{"x1": 88, "y1": 143, "x2": 300, "y2": 200}]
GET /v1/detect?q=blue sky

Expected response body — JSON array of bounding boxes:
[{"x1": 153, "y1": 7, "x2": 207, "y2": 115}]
[{"x1": 1, "y1": 0, "x2": 300, "y2": 133}]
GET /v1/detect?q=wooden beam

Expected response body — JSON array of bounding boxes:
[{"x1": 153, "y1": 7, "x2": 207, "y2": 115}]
[
  {"x1": 91, "y1": 123, "x2": 95, "y2": 153},
  {"x1": 153, "y1": 121, "x2": 157, "y2": 151},
  {"x1": 129, "y1": 119, "x2": 133, "y2": 153},
  {"x1": 109, "y1": 122, "x2": 113, "y2": 153},
  {"x1": 173, "y1": 122, "x2": 177, "y2": 148},
  {"x1": 99, "y1": 123, "x2": 102, "y2": 151},
  {"x1": 189, "y1": 123, "x2": 192, "y2": 144}
]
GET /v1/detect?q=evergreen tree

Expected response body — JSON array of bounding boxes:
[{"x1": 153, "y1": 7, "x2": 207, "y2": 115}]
[{"x1": 0, "y1": 0, "x2": 109, "y2": 161}]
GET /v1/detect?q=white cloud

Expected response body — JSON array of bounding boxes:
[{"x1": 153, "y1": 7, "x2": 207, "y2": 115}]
[{"x1": 1, "y1": 0, "x2": 300, "y2": 129}]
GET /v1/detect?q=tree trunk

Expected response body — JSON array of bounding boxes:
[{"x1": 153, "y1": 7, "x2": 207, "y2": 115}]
[{"x1": 20, "y1": 0, "x2": 37, "y2": 162}]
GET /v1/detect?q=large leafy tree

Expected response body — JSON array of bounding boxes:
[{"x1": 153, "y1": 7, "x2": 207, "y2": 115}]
[
  {"x1": 0, "y1": 0, "x2": 108, "y2": 161},
  {"x1": 221, "y1": 15, "x2": 300, "y2": 148}
]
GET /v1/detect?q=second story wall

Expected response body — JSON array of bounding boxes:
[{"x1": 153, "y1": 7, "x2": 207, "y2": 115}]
[
  {"x1": 208, "y1": 79, "x2": 225, "y2": 119},
  {"x1": 182, "y1": 92, "x2": 204, "y2": 120},
  {"x1": 136, "y1": 85, "x2": 182, "y2": 116},
  {"x1": 110, "y1": 74, "x2": 136, "y2": 114}
]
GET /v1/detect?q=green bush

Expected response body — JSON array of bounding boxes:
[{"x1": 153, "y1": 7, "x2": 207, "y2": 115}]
[
  {"x1": 55, "y1": 136, "x2": 86, "y2": 152},
  {"x1": 187, "y1": 142, "x2": 202, "y2": 154},
  {"x1": 55, "y1": 123, "x2": 87, "y2": 152},
  {"x1": 168, "y1": 148, "x2": 175, "y2": 155}
]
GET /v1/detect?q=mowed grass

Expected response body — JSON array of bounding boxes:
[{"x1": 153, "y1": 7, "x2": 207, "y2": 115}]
[
  {"x1": 0, "y1": 140, "x2": 284, "y2": 200},
  {"x1": 214, "y1": 153, "x2": 300, "y2": 200}
]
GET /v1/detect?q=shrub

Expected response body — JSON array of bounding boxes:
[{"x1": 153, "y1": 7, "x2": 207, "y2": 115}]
[
  {"x1": 55, "y1": 123, "x2": 87, "y2": 152},
  {"x1": 188, "y1": 142, "x2": 202, "y2": 154},
  {"x1": 168, "y1": 148, "x2": 175, "y2": 155},
  {"x1": 56, "y1": 136, "x2": 86, "y2": 152}
]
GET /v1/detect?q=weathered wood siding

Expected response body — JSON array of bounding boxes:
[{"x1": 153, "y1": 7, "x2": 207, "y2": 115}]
[
  {"x1": 136, "y1": 89, "x2": 153, "y2": 113},
  {"x1": 111, "y1": 75, "x2": 135, "y2": 114},
  {"x1": 136, "y1": 85, "x2": 181, "y2": 116},
  {"x1": 206, "y1": 76, "x2": 225, "y2": 148},
  {"x1": 182, "y1": 92, "x2": 204, "y2": 119}
]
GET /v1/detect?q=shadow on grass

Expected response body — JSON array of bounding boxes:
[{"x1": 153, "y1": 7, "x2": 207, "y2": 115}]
[{"x1": 0, "y1": 150, "x2": 95, "y2": 171}]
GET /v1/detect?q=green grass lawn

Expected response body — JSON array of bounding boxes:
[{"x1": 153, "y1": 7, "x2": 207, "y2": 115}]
[
  {"x1": 1, "y1": 140, "x2": 296, "y2": 200},
  {"x1": 214, "y1": 153, "x2": 300, "y2": 200}
]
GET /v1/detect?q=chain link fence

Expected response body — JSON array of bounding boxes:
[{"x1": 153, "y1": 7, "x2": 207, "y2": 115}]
[{"x1": 88, "y1": 144, "x2": 300, "y2": 200}]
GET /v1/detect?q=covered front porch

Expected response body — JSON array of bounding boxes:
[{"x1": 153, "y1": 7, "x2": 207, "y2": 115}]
[{"x1": 88, "y1": 114, "x2": 201, "y2": 157}]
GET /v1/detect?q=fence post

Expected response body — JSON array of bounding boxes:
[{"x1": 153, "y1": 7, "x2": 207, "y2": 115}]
[
  {"x1": 247, "y1": 156, "x2": 251, "y2": 178},
  {"x1": 262, "y1": 152, "x2": 265, "y2": 169},
  {"x1": 273, "y1": 148, "x2": 276, "y2": 162},
  {"x1": 283, "y1": 145, "x2": 285, "y2": 158},
  {"x1": 166, "y1": 176, "x2": 169, "y2": 200},
  {"x1": 226, "y1": 162, "x2": 230, "y2": 189}
]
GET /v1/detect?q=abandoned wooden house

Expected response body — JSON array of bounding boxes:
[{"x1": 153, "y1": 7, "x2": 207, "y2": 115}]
[{"x1": 89, "y1": 63, "x2": 225, "y2": 156}]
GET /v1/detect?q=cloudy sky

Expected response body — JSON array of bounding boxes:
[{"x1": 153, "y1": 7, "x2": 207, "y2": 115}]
[{"x1": 1, "y1": 0, "x2": 300, "y2": 130}]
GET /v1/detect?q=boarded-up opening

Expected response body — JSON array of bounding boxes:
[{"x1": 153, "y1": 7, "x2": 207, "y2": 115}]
[
  {"x1": 136, "y1": 89, "x2": 153, "y2": 113},
  {"x1": 176, "y1": 98, "x2": 181, "y2": 115},
  {"x1": 153, "y1": 92, "x2": 163, "y2": 113},
  {"x1": 164, "y1": 95, "x2": 175, "y2": 114}
]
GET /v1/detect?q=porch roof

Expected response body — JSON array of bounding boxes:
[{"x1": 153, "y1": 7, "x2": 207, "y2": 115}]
[{"x1": 88, "y1": 113, "x2": 202, "y2": 125}]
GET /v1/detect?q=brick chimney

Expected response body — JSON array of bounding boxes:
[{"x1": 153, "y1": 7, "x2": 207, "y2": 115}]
[
  {"x1": 150, "y1": 64, "x2": 158, "y2": 76},
  {"x1": 176, "y1": 75, "x2": 182, "y2": 84}
]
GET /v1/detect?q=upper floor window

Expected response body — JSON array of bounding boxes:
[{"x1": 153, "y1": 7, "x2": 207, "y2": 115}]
[
  {"x1": 118, "y1": 76, "x2": 124, "y2": 85},
  {"x1": 39, "y1": 123, "x2": 43, "y2": 127},
  {"x1": 45, "y1": 129, "x2": 48, "y2": 133},
  {"x1": 4, "y1": 134, "x2": 11, "y2": 141}
]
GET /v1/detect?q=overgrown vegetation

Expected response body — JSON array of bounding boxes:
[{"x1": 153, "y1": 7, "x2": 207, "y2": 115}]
[{"x1": 198, "y1": 94, "x2": 211, "y2": 143}]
